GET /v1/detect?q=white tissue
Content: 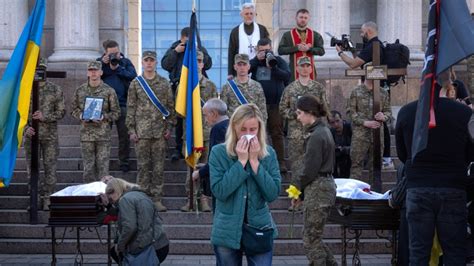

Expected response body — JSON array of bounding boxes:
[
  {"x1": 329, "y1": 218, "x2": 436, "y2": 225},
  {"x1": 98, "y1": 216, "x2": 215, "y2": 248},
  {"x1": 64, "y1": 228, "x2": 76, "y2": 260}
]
[{"x1": 241, "y1": 134, "x2": 255, "y2": 141}]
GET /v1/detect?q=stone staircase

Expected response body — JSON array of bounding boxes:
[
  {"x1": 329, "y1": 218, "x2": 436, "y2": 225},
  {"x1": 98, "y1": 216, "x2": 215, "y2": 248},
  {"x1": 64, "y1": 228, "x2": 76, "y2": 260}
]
[{"x1": 0, "y1": 125, "x2": 400, "y2": 256}]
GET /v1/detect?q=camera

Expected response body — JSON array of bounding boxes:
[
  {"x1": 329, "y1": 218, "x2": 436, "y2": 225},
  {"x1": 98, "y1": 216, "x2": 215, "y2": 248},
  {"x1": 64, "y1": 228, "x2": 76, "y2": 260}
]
[
  {"x1": 109, "y1": 53, "x2": 120, "y2": 66},
  {"x1": 265, "y1": 51, "x2": 278, "y2": 67},
  {"x1": 326, "y1": 32, "x2": 355, "y2": 52}
]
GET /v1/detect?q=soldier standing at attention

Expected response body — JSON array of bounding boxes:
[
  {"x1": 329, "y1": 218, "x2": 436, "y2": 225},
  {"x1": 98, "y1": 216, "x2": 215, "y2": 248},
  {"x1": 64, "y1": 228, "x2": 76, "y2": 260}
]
[
  {"x1": 220, "y1": 54, "x2": 267, "y2": 121},
  {"x1": 71, "y1": 61, "x2": 121, "y2": 184},
  {"x1": 348, "y1": 79, "x2": 391, "y2": 187},
  {"x1": 126, "y1": 51, "x2": 175, "y2": 212},
  {"x1": 279, "y1": 56, "x2": 329, "y2": 211},
  {"x1": 24, "y1": 58, "x2": 66, "y2": 210},
  {"x1": 180, "y1": 51, "x2": 218, "y2": 212}
]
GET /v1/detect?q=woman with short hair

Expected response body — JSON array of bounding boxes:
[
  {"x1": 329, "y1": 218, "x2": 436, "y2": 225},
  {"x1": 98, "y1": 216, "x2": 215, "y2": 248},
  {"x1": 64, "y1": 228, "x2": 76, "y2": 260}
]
[{"x1": 209, "y1": 103, "x2": 281, "y2": 266}]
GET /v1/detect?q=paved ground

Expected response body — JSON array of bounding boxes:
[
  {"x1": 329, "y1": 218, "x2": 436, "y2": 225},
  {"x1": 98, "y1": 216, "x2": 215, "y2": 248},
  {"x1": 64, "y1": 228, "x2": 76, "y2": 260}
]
[{"x1": 0, "y1": 254, "x2": 396, "y2": 265}]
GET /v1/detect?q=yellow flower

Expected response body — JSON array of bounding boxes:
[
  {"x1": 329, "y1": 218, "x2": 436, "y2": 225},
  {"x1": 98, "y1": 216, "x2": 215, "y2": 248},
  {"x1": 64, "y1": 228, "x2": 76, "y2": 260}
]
[{"x1": 286, "y1": 185, "x2": 301, "y2": 200}]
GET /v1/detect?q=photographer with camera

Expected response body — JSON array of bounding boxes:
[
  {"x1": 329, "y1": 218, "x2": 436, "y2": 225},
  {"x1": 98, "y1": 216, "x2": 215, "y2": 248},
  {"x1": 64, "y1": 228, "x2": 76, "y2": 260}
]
[
  {"x1": 336, "y1": 21, "x2": 384, "y2": 69},
  {"x1": 278, "y1": 8, "x2": 325, "y2": 82},
  {"x1": 161, "y1": 27, "x2": 212, "y2": 161},
  {"x1": 250, "y1": 38, "x2": 291, "y2": 173},
  {"x1": 98, "y1": 40, "x2": 137, "y2": 173}
]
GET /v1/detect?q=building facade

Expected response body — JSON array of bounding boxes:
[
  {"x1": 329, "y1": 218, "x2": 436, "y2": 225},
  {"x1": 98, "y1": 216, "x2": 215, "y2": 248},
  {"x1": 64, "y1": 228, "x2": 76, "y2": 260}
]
[{"x1": 0, "y1": 0, "x2": 473, "y2": 123}]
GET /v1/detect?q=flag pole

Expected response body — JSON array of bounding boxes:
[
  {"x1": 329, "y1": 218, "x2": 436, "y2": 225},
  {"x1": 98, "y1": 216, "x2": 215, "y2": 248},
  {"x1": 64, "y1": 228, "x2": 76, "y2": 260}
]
[{"x1": 188, "y1": 0, "x2": 196, "y2": 212}]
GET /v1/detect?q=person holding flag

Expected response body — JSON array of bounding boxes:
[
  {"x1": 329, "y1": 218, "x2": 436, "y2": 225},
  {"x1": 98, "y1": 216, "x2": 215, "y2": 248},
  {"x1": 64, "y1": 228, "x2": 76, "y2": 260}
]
[
  {"x1": 180, "y1": 51, "x2": 218, "y2": 212},
  {"x1": 0, "y1": 0, "x2": 45, "y2": 187},
  {"x1": 126, "y1": 51, "x2": 175, "y2": 212},
  {"x1": 175, "y1": 9, "x2": 206, "y2": 212}
]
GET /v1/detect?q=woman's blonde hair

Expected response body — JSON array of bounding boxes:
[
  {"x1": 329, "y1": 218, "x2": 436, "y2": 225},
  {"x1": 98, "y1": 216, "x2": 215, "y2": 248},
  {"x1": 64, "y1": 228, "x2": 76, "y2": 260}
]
[
  {"x1": 105, "y1": 178, "x2": 139, "y2": 198},
  {"x1": 225, "y1": 103, "x2": 269, "y2": 159}
]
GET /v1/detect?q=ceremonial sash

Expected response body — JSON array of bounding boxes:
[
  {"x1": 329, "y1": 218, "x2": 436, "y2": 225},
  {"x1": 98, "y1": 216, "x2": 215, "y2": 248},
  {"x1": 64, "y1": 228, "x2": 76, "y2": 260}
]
[
  {"x1": 136, "y1": 76, "x2": 170, "y2": 117},
  {"x1": 227, "y1": 80, "x2": 248, "y2": 105},
  {"x1": 290, "y1": 28, "x2": 315, "y2": 80}
]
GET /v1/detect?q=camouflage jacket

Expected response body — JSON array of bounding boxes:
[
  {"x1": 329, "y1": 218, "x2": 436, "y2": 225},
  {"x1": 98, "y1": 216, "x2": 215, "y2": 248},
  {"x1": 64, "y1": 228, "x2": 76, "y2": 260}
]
[
  {"x1": 348, "y1": 84, "x2": 391, "y2": 133},
  {"x1": 126, "y1": 73, "x2": 175, "y2": 139},
  {"x1": 279, "y1": 79, "x2": 329, "y2": 139},
  {"x1": 220, "y1": 79, "x2": 268, "y2": 121},
  {"x1": 71, "y1": 81, "x2": 121, "y2": 141},
  {"x1": 26, "y1": 81, "x2": 65, "y2": 141},
  {"x1": 200, "y1": 76, "x2": 219, "y2": 140}
]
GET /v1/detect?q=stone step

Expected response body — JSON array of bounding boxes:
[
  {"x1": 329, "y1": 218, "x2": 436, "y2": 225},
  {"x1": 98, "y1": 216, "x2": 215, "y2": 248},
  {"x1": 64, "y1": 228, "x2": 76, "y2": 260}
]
[
  {"x1": 0, "y1": 223, "x2": 393, "y2": 241},
  {"x1": 0, "y1": 238, "x2": 393, "y2": 255},
  {"x1": 0, "y1": 179, "x2": 396, "y2": 198},
  {"x1": 17, "y1": 147, "x2": 138, "y2": 159}
]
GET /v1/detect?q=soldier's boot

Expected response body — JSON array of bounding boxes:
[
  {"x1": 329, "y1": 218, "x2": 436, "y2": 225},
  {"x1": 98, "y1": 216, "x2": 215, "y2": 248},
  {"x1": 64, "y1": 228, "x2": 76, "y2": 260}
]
[
  {"x1": 199, "y1": 196, "x2": 212, "y2": 212},
  {"x1": 154, "y1": 200, "x2": 167, "y2": 212},
  {"x1": 180, "y1": 194, "x2": 194, "y2": 212}
]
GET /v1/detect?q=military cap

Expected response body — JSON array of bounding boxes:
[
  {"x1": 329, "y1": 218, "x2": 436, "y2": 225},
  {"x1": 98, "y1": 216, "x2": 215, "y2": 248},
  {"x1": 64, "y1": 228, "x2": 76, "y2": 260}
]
[
  {"x1": 297, "y1": 56, "x2": 311, "y2": 66},
  {"x1": 142, "y1": 50, "x2": 157, "y2": 60},
  {"x1": 234, "y1": 54, "x2": 249, "y2": 64},
  {"x1": 87, "y1": 61, "x2": 101, "y2": 70},
  {"x1": 38, "y1": 58, "x2": 48, "y2": 68},
  {"x1": 197, "y1": 51, "x2": 204, "y2": 60}
]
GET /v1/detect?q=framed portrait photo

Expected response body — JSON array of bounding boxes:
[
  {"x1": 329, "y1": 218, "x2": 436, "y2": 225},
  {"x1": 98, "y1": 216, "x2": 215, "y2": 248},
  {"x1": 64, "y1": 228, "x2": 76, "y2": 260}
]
[{"x1": 82, "y1": 97, "x2": 104, "y2": 121}]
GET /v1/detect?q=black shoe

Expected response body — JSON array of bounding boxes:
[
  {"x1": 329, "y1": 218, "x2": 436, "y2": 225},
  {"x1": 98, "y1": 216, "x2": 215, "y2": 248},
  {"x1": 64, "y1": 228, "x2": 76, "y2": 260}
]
[
  {"x1": 120, "y1": 164, "x2": 130, "y2": 173},
  {"x1": 171, "y1": 150, "x2": 182, "y2": 161}
]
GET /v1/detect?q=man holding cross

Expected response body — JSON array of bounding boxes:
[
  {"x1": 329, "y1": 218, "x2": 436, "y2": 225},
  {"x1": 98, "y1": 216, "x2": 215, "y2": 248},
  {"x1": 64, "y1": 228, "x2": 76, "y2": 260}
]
[{"x1": 337, "y1": 21, "x2": 394, "y2": 171}]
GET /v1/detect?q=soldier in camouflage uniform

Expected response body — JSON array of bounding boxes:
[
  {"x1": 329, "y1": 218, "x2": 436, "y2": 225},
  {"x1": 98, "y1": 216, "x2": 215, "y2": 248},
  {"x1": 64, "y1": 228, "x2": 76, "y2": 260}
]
[
  {"x1": 220, "y1": 54, "x2": 268, "y2": 121},
  {"x1": 348, "y1": 79, "x2": 391, "y2": 187},
  {"x1": 181, "y1": 51, "x2": 218, "y2": 212},
  {"x1": 24, "y1": 58, "x2": 65, "y2": 210},
  {"x1": 71, "y1": 61, "x2": 121, "y2": 184},
  {"x1": 126, "y1": 51, "x2": 175, "y2": 212},
  {"x1": 289, "y1": 95, "x2": 337, "y2": 266},
  {"x1": 279, "y1": 56, "x2": 329, "y2": 211}
]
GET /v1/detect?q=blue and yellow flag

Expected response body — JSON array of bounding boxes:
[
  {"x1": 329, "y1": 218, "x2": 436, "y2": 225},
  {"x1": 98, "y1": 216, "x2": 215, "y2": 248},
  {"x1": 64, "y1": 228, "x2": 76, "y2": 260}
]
[
  {"x1": 175, "y1": 12, "x2": 203, "y2": 168},
  {"x1": 0, "y1": 0, "x2": 46, "y2": 187}
]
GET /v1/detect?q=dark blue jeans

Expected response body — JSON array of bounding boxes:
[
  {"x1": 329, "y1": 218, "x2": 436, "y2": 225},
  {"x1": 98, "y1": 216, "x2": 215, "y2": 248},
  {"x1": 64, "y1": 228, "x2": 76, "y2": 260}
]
[
  {"x1": 213, "y1": 245, "x2": 273, "y2": 266},
  {"x1": 406, "y1": 188, "x2": 467, "y2": 265}
]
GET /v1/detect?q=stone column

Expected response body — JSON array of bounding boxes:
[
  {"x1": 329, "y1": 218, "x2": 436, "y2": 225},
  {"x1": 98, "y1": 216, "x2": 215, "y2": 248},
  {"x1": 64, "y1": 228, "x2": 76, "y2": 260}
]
[
  {"x1": 127, "y1": 0, "x2": 141, "y2": 70},
  {"x1": 0, "y1": 0, "x2": 28, "y2": 61},
  {"x1": 377, "y1": 0, "x2": 424, "y2": 60},
  {"x1": 307, "y1": 0, "x2": 351, "y2": 61},
  {"x1": 48, "y1": 0, "x2": 101, "y2": 62}
]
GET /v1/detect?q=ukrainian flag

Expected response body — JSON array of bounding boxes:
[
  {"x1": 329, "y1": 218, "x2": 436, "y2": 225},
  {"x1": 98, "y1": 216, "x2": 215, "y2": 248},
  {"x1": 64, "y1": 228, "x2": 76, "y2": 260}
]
[
  {"x1": 175, "y1": 11, "x2": 203, "y2": 168},
  {"x1": 0, "y1": 0, "x2": 45, "y2": 187}
]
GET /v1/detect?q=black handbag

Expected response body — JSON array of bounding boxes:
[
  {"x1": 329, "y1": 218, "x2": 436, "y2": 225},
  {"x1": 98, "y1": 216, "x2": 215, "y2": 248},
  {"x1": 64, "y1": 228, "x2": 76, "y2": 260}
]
[
  {"x1": 241, "y1": 223, "x2": 274, "y2": 256},
  {"x1": 240, "y1": 180, "x2": 274, "y2": 255}
]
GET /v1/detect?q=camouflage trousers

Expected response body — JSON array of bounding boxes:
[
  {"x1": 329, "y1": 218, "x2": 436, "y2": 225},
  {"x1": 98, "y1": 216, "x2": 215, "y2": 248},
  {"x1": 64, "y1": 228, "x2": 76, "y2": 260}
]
[
  {"x1": 350, "y1": 129, "x2": 383, "y2": 186},
  {"x1": 303, "y1": 177, "x2": 337, "y2": 266},
  {"x1": 81, "y1": 141, "x2": 111, "y2": 183},
  {"x1": 288, "y1": 137, "x2": 305, "y2": 183},
  {"x1": 24, "y1": 138, "x2": 58, "y2": 199},
  {"x1": 135, "y1": 138, "x2": 166, "y2": 201},
  {"x1": 185, "y1": 140, "x2": 209, "y2": 195}
]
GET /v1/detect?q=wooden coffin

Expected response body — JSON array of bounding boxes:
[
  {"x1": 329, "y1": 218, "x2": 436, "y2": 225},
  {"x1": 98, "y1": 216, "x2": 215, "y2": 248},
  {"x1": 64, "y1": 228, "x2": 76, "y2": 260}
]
[
  {"x1": 48, "y1": 196, "x2": 101, "y2": 226},
  {"x1": 329, "y1": 196, "x2": 400, "y2": 230}
]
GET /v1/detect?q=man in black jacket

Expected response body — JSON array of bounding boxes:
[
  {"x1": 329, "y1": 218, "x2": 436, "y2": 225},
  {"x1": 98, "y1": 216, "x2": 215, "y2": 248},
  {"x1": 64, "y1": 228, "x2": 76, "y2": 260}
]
[
  {"x1": 98, "y1": 40, "x2": 137, "y2": 172},
  {"x1": 328, "y1": 110, "x2": 352, "y2": 178},
  {"x1": 396, "y1": 76, "x2": 473, "y2": 265},
  {"x1": 191, "y1": 98, "x2": 229, "y2": 212},
  {"x1": 249, "y1": 38, "x2": 291, "y2": 172},
  {"x1": 161, "y1": 27, "x2": 212, "y2": 160}
]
